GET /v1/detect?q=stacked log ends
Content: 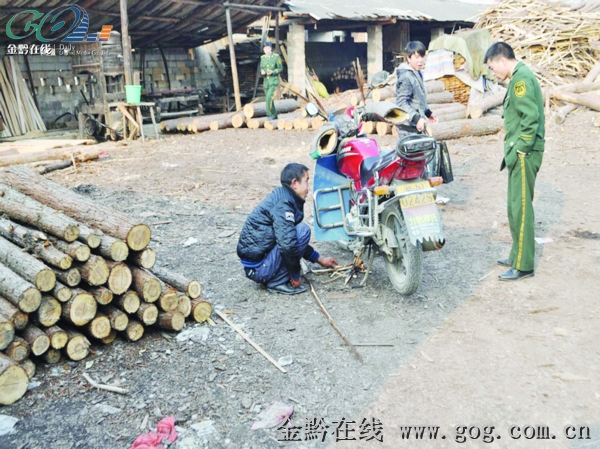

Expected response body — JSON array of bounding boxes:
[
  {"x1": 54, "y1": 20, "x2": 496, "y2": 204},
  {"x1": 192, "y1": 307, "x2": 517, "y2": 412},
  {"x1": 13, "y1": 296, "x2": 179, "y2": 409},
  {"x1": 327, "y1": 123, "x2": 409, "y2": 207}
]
[
  {"x1": 89, "y1": 287, "x2": 113, "y2": 306},
  {"x1": 157, "y1": 311, "x2": 185, "y2": 331},
  {"x1": 64, "y1": 330, "x2": 90, "y2": 361},
  {"x1": 158, "y1": 288, "x2": 179, "y2": 313},
  {"x1": 0, "y1": 318, "x2": 14, "y2": 351},
  {"x1": 123, "y1": 320, "x2": 144, "y2": 342},
  {"x1": 136, "y1": 303, "x2": 158, "y2": 326},
  {"x1": 116, "y1": 291, "x2": 140, "y2": 314},
  {"x1": 86, "y1": 314, "x2": 111, "y2": 339},
  {"x1": 45, "y1": 325, "x2": 68, "y2": 349},
  {"x1": 101, "y1": 329, "x2": 117, "y2": 345},
  {"x1": 41, "y1": 348, "x2": 61, "y2": 364},
  {"x1": 0, "y1": 296, "x2": 29, "y2": 330},
  {"x1": 128, "y1": 248, "x2": 156, "y2": 270},
  {"x1": 0, "y1": 354, "x2": 29, "y2": 405},
  {"x1": 78, "y1": 255, "x2": 109, "y2": 287},
  {"x1": 98, "y1": 235, "x2": 129, "y2": 262},
  {"x1": 151, "y1": 266, "x2": 202, "y2": 299},
  {"x1": 19, "y1": 325, "x2": 50, "y2": 356},
  {"x1": 33, "y1": 296, "x2": 61, "y2": 327},
  {"x1": 191, "y1": 299, "x2": 212, "y2": 323},
  {"x1": 6, "y1": 336, "x2": 30, "y2": 362},
  {"x1": 0, "y1": 263, "x2": 42, "y2": 313},
  {"x1": 105, "y1": 261, "x2": 132, "y2": 295},
  {"x1": 61, "y1": 289, "x2": 97, "y2": 326},
  {"x1": 20, "y1": 359, "x2": 36, "y2": 379},
  {"x1": 54, "y1": 267, "x2": 81, "y2": 288},
  {"x1": 102, "y1": 305, "x2": 129, "y2": 331},
  {"x1": 130, "y1": 267, "x2": 162, "y2": 303},
  {"x1": 176, "y1": 294, "x2": 192, "y2": 318}
]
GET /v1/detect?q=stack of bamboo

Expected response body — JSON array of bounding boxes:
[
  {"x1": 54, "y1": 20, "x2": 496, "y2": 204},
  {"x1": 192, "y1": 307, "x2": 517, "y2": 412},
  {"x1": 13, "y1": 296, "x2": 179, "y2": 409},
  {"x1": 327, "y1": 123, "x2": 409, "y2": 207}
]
[
  {"x1": 0, "y1": 165, "x2": 210, "y2": 405},
  {"x1": 474, "y1": 0, "x2": 600, "y2": 86},
  {"x1": 0, "y1": 56, "x2": 47, "y2": 137}
]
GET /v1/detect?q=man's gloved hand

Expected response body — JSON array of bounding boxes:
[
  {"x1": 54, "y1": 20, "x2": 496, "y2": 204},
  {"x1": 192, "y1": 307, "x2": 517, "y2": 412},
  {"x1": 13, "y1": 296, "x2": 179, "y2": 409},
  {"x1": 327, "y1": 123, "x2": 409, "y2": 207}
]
[{"x1": 317, "y1": 256, "x2": 338, "y2": 268}]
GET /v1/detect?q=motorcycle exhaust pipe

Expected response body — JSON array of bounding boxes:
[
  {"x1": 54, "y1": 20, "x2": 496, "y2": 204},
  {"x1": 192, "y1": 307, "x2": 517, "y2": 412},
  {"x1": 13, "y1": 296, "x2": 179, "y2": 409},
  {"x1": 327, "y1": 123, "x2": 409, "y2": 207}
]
[{"x1": 422, "y1": 238, "x2": 445, "y2": 252}]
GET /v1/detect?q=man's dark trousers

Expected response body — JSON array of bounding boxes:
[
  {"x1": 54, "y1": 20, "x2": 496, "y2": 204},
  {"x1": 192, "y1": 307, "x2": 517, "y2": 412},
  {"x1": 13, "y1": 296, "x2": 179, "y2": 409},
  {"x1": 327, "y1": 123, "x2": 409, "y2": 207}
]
[{"x1": 244, "y1": 223, "x2": 310, "y2": 288}]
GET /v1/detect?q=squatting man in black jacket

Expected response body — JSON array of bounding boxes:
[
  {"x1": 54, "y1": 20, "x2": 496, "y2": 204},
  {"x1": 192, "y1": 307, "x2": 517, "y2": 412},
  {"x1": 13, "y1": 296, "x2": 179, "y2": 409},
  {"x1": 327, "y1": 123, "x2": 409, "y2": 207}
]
[{"x1": 237, "y1": 163, "x2": 338, "y2": 295}]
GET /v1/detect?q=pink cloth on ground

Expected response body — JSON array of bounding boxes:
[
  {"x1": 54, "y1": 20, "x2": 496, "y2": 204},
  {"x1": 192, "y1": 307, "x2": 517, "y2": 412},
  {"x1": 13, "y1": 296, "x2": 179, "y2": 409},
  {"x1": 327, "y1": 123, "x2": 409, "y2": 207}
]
[{"x1": 130, "y1": 416, "x2": 178, "y2": 449}]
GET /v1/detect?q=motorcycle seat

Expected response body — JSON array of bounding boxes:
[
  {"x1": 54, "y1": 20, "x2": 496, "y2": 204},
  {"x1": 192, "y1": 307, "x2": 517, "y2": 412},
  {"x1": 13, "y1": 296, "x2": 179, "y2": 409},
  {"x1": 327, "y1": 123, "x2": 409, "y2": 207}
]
[{"x1": 359, "y1": 148, "x2": 396, "y2": 187}]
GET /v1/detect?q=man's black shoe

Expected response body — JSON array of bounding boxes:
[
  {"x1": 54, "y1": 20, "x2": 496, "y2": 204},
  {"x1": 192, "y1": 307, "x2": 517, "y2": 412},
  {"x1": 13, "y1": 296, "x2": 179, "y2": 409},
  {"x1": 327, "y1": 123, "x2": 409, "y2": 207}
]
[
  {"x1": 267, "y1": 283, "x2": 307, "y2": 295},
  {"x1": 498, "y1": 267, "x2": 534, "y2": 281},
  {"x1": 497, "y1": 258, "x2": 513, "y2": 267}
]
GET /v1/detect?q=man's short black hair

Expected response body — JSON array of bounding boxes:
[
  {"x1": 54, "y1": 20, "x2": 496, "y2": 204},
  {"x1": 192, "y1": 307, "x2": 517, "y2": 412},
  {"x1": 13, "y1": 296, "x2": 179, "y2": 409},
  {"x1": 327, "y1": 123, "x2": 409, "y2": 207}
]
[
  {"x1": 281, "y1": 163, "x2": 309, "y2": 186},
  {"x1": 406, "y1": 41, "x2": 427, "y2": 57},
  {"x1": 484, "y1": 42, "x2": 516, "y2": 63}
]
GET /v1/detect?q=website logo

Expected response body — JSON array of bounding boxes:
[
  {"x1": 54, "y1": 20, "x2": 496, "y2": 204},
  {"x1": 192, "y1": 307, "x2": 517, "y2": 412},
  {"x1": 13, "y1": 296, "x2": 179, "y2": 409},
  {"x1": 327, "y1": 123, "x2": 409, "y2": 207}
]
[{"x1": 6, "y1": 6, "x2": 112, "y2": 43}]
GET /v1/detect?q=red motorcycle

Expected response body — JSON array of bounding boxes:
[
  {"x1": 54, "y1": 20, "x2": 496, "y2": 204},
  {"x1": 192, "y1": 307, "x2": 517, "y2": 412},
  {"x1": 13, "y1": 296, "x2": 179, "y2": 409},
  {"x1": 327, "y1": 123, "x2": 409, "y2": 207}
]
[{"x1": 306, "y1": 85, "x2": 446, "y2": 295}]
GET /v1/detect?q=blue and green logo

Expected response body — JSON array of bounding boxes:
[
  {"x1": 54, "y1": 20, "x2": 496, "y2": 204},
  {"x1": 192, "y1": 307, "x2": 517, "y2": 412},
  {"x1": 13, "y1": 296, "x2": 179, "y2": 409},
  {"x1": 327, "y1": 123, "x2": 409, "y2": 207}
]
[{"x1": 6, "y1": 6, "x2": 112, "y2": 43}]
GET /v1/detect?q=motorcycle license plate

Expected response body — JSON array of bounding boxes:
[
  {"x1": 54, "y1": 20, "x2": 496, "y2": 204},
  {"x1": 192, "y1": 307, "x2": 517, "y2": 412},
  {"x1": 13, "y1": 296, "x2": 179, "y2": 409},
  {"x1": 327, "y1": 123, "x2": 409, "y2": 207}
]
[
  {"x1": 394, "y1": 180, "x2": 431, "y2": 195},
  {"x1": 399, "y1": 192, "x2": 435, "y2": 208}
]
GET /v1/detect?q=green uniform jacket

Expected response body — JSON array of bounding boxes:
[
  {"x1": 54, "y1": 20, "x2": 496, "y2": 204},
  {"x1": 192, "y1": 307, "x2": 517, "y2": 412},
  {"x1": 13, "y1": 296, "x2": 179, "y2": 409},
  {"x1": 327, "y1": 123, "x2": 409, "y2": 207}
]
[
  {"x1": 260, "y1": 53, "x2": 283, "y2": 78},
  {"x1": 502, "y1": 61, "x2": 545, "y2": 171}
]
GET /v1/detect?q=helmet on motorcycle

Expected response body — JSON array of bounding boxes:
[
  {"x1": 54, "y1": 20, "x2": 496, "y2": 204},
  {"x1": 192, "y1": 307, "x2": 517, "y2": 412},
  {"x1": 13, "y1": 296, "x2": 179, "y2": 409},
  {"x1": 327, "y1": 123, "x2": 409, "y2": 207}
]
[{"x1": 396, "y1": 134, "x2": 437, "y2": 161}]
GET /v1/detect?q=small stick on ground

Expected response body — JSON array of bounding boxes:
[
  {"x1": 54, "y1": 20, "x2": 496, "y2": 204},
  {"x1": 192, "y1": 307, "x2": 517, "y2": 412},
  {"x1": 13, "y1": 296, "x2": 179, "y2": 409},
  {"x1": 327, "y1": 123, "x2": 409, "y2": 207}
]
[
  {"x1": 82, "y1": 372, "x2": 129, "y2": 394},
  {"x1": 214, "y1": 310, "x2": 287, "y2": 374},
  {"x1": 303, "y1": 275, "x2": 363, "y2": 363}
]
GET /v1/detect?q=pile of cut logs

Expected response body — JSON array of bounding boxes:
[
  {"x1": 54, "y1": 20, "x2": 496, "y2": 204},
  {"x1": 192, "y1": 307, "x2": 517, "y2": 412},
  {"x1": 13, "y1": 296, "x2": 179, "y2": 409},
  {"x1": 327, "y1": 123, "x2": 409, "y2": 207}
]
[
  {"x1": 0, "y1": 165, "x2": 210, "y2": 405},
  {"x1": 548, "y1": 61, "x2": 600, "y2": 124}
]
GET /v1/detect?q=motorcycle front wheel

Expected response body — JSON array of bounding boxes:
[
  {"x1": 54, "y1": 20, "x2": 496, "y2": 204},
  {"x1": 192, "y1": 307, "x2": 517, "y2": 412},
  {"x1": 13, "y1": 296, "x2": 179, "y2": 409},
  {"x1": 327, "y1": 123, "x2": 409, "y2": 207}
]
[{"x1": 381, "y1": 204, "x2": 422, "y2": 295}]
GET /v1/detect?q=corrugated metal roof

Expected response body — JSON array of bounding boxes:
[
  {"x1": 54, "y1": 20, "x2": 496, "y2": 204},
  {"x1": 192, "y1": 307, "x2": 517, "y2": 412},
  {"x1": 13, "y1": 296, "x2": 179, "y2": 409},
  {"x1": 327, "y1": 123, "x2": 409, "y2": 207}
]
[
  {"x1": 283, "y1": 0, "x2": 494, "y2": 22},
  {"x1": 0, "y1": 1, "x2": 280, "y2": 48}
]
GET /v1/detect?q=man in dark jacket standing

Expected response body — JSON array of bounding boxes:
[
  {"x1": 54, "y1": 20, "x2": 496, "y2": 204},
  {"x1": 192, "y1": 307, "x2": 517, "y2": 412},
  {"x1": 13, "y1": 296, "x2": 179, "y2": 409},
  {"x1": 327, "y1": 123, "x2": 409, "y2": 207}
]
[
  {"x1": 396, "y1": 41, "x2": 437, "y2": 133},
  {"x1": 237, "y1": 163, "x2": 338, "y2": 295},
  {"x1": 485, "y1": 42, "x2": 544, "y2": 281}
]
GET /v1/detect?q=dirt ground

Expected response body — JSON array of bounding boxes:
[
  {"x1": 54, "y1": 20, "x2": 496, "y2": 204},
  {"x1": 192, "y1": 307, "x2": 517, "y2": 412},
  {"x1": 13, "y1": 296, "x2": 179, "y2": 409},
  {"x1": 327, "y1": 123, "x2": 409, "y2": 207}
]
[{"x1": 2, "y1": 109, "x2": 600, "y2": 449}]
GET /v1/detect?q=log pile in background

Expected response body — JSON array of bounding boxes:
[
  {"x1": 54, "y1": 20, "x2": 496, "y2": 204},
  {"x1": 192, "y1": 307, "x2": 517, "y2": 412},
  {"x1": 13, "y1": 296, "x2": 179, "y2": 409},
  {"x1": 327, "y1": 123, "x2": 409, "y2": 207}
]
[
  {"x1": 474, "y1": 0, "x2": 600, "y2": 86},
  {"x1": 0, "y1": 165, "x2": 211, "y2": 405},
  {"x1": 0, "y1": 56, "x2": 47, "y2": 138}
]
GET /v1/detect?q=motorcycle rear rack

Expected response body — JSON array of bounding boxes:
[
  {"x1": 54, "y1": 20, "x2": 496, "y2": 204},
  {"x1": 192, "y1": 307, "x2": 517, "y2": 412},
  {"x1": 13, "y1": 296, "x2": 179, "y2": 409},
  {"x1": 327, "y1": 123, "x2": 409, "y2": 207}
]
[{"x1": 313, "y1": 184, "x2": 376, "y2": 237}]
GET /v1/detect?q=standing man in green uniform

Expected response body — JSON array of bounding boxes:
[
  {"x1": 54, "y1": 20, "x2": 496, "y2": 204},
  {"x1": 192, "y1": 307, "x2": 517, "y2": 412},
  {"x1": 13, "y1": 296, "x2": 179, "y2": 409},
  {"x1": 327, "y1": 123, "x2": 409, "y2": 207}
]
[
  {"x1": 260, "y1": 42, "x2": 283, "y2": 120},
  {"x1": 484, "y1": 42, "x2": 545, "y2": 281}
]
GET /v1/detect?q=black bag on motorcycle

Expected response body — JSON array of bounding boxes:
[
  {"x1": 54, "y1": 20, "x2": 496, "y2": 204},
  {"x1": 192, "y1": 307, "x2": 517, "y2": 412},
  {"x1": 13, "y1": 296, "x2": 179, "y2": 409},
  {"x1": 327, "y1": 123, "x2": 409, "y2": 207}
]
[{"x1": 425, "y1": 142, "x2": 454, "y2": 184}]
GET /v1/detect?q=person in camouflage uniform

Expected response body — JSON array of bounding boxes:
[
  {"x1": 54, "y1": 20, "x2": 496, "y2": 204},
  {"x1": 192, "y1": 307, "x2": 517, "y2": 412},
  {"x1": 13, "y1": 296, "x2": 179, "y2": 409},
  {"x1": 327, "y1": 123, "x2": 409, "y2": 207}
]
[
  {"x1": 485, "y1": 42, "x2": 545, "y2": 281},
  {"x1": 260, "y1": 42, "x2": 283, "y2": 120}
]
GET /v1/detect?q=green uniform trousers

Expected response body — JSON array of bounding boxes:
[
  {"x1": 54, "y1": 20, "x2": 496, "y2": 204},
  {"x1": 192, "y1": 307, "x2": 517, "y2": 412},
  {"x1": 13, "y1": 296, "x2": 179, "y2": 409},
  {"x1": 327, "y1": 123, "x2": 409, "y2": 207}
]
[
  {"x1": 264, "y1": 76, "x2": 279, "y2": 118},
  {"x1": 507, "y1": 150, "x2": 543, "y2": 271}
]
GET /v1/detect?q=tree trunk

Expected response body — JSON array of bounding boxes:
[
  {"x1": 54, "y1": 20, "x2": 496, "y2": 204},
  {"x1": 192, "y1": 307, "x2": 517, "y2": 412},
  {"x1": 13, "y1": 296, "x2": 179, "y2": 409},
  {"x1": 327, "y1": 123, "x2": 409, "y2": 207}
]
[
  {"x1": 53, "y1": 267, "x2": 81, "y2": 287},
  {"x1": 156, "y1": 311, "x2": 185, "y2": 331},
  {"x1": 157, "y1": 287, "x2": 179, "y2": 312},
  {"x1": 127, "y1": 248, "x2": 156, "y2": 269},
  {"x1": 243, "y1": 99, "x2": 298, "y2": 119},
  {"x1": 5, "y1": 336, "x2": 30, "y2": 362},
  {"x1": 0, "y1": 262, "x2": 41, "y2": 313},
  {"x1": 264, "y1": 119, "x2": 279, "y2": 130},
  {"x1": 77, "y1": 224, "x2": 102, "y2": 249},
  {"x1": 555, "y1": 103, "x2": 578, "y2": 124},
  {"x1": 40, "y1": 347, "x2": 61, "y2": 364},
  {"x1": 18, "y1": 324, "x2": 49, "y2": 356},
  {"x1": 550, "y1": 91, "x2": 600, "y2": 112},
  {"x1": 32, "y1": 295, "x2": 61, "y2": 327},
  {"x1": 310, "y1": 117, "x2": 324, "y2": 131},
  {"x1": 0, "y1": 186, "x2": 79, "y2": 243},
  {"x1": 176, "y1": 293, "x2": 191, "y2": 318},
  {"x1": 0, "y1": 145, "x2": 98, "y2": 169},
  {"x1": 376, "y1": 122, "x2": 390, "y2": 136},
  {"x1": 64, "y1": 329, "x2": 90, "y2": 361},
  {"x1": 0, "y1": 236, "x2": 56, "y2": 292},
  {"x1": 77, "y1": 255, "x2": 109, "y2": 286},
  {"x1": 362, "y1": 121, "x2": 375, "y2": 134},
  {"x1": 436, "y1": 110, "x2": 469, "y2": 122},
  {"x1": 115, "y1": 290, "x2": 141, "y2": 314},
  {"x1": 427, "y1": 91, "x2": 454, "y2": 104},
  {"x1": 130, "y1": 267, "x2": 162, "y2": 302},
  {"x1": 0, "y1": 317, "x2": 14, "y2": 351},
  {"x1": 430, "y1": 103, "x2": 468, "y2": 115},
  {"x1": 136, "y1": 302, "x2": 158, "y2": 326},
  {"x1": 89, "y1": 286, "x2": 113, "y2": 305},
  {"x1": 100, "y1": 305, "x2": 129, "y2": 331},
  {"x1": 0, "y1": 353, "x2": 28, "y2": 405},
  {"x1": 51, "y1": 238, "x2": 90, "y2": 262},
  {"x1": 151, "y1": 266, "x2": 202, "y2": 299},
  {"x1": 1, "y1": 166, "x2": 151, "y2": 251},
  {"x1": 105, "y1": 261, "x2": 132, "y2": 295},
  {"x1": 554, "y1": 80, "x2": 600, "y2": 94},
  {"x1": 0, "y1": 296, "x2": 29, "y2": 330},
  {"x1": 191, "y1": 299, "x2": 212, "y2": 323},
  {"x1": 231, "y1": 113, "x2": 246, "y2": 129},
  {"x1": 52, "y1": 282, "x2": 72, "y2": 303},
  {"x1": 85, "y1": 314, "x2": 111, "y2": 339},
  {"x1": 61, "y1": 289, "x2": 97, "y2": 326},
  {"x1": 122, "y1": 319, "x2": 144, "y2": 342},
  {"x1": 20, "y1": 358, "x2": 36, "y2": 379},
  {"x1": 430, "y1": 116, "x2": 503, "y2": 140},
  {"x1": 45, "y1": 325, "x2": 68, "y2": 349},
  {"x1": 371, "y1": 86, "x2": 394, "y2": 102},
  {"x1": 246, "y1": 116, "x2": 270, "y2": 129},
  {"x1": 101, "y1": 329, "x2": 117, "y2": 345},
  {"x1": 97, "y1": 235, "x2": 129, "y2": 262},
  {"x1": 0, "y1": 217, "x2": 71, "y2": 269},
  {"x1": 467, "y1": 91, "x2": 505, "y2": 119}
]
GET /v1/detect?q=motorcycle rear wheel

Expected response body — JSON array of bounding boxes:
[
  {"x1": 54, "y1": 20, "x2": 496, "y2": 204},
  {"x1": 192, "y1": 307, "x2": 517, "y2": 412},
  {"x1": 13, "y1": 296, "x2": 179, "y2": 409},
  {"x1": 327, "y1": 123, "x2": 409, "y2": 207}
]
[{"x1": 381, "y1": 204, "x2": 422, "y2": 295}]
